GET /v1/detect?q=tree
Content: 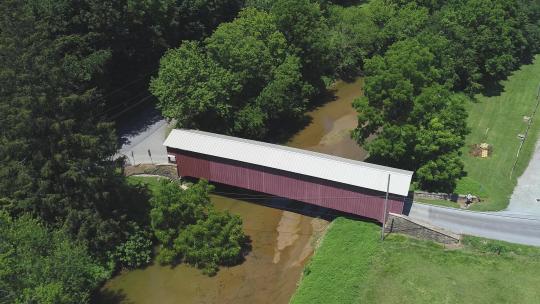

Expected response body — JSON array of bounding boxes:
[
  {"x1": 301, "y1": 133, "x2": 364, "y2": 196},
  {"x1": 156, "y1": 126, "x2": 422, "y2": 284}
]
[
  {"x1": 389, "y1": 0, "x2": 445, "y2": 11},
  {"x1": 150, "y1": 8, "x2": 313, "y2": 139},
  {"x1": 435, "y1": 0, "x2": 539, "y2": 92},
  {"x1": 0, "y1": 0, "x2": 152, "y2": 263},
  {"x1": 271, "y1": 0, "x2": 331, "y2": 90},
  {"x1": 0, "y1": 212, "x2": 108, "y2": 304},
  {"x1": 522, "y1": 0, "x2": 540, "y2": 57},
  {"x1": 326, "y1": 5, "x2": 381, "y2": 79},
  {"x1": 149, "y1": 41, "x2": 241, "y2": 132},
  {"x1": 150, "y1": 180, "x2": 212, "y2": 248},
  {"x1": 173, "y1": 209, "x2": 247, "y2": 275},
  {"x1": 362, "y1": 0, "x2": 429, "y2": 50},
  {"x1": 353, "y1": 37, "x2": 468, "y2": 192},
  {"x1": 80, "y1": 0, "x2": 245, "y2": 113},
  {"x1": 111, "y1": 223, "x2": 153, "y2": 269},
  {"x1": 150, "y1": 180, "x2": 248, "y2": 275}
]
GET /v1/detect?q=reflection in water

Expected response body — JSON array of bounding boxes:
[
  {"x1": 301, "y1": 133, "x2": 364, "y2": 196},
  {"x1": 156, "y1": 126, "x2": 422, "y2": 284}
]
[{"x1": 96, "y1": 79, "x2": 365, "y2": 304}]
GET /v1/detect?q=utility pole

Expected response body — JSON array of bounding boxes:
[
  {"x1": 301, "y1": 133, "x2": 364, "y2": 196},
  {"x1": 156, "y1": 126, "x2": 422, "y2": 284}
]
[{"x1": 381, "y1": 174, "x2": 391, "y2": 241}]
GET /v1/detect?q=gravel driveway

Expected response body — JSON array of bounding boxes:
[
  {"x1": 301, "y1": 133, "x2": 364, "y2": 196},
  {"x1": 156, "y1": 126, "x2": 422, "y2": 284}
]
[{"x1": 505, "y1": 135, "x2": 540, "y2": 216}]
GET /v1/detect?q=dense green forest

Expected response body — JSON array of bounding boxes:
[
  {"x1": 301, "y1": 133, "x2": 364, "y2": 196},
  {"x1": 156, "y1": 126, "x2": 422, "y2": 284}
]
[
  {"x1": 1, "y1": 0, "x2": 540, "y2": 302},
  {"x1": 152, "y1": 0, "x2": 540, "y2": 191}
]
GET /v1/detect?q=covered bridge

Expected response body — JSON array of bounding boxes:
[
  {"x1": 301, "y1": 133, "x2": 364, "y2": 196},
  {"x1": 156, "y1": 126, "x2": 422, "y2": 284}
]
[{"x1": 164, "y1": 129, "x2": 413, "y2": 223}]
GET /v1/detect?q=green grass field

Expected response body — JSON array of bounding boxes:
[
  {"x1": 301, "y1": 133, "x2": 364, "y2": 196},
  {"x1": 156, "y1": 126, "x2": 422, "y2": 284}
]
[
  {"x1": 454, "y1": 57, "x2": 540, "y2": 211},
  {"x1": 291, "y1": 218, "x2": 540, "y2": 304},
  {"x1": 413, "y1": 197, "x2": 460, "y2": 208}
]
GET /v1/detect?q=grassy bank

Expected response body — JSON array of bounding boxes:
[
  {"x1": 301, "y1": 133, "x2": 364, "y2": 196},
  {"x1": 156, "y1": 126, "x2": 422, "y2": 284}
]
[
  {"x1": 455, "y1": 56, "x2": 540, "y2": 211},
  {"x1": 291, "y1": 218, "x2": 540, "y2": 304},
  {"x1": 127, "y1": 175, "x2": 165, "y2": 192}
]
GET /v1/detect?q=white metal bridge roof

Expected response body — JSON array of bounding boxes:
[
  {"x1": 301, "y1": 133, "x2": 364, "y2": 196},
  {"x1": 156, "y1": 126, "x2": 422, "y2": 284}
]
[{"x1": 164, "y1": 129, "x2": 413, "y2": 196}]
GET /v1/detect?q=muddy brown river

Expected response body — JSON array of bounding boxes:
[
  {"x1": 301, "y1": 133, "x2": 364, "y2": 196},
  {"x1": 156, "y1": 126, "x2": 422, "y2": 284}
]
[{"x1": 96, "y1": 78, "x2": 366, "y2": 304}]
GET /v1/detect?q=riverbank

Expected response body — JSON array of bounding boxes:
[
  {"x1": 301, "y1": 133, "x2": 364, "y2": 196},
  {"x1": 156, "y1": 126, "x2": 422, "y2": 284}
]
[
  {"x1": 291, "y1": 218, "x2": 540, "y2": 304},
  {"x1": 98, "y1": 183, "x2": 329, "y2": 304}
]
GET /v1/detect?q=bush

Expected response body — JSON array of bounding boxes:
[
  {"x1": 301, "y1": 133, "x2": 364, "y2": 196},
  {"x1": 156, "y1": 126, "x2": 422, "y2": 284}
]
[
  {"x1": 150, "y1": 180, "x2": 249, "y2": 275},
  {"x1": 112, "y1": 224, "x2": 153, "y2": 269},
  {"x1": 174, "y1": 210, "x2": 248, "y2": 276}
]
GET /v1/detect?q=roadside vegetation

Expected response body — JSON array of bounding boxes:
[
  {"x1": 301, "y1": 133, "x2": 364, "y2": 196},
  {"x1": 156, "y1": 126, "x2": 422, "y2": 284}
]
[
  {"x1": 292, "y1": 218, "x2": 540, "y2": 304},
  {"x1": 413, "y1": 57, "x2": 540, "y2": 210}
]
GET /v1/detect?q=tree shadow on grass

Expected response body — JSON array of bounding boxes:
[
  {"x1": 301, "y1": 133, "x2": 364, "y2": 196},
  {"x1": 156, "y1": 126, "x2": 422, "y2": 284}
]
[{"x1": 480, "y1": 78, "x2": 505, "y2": 98}]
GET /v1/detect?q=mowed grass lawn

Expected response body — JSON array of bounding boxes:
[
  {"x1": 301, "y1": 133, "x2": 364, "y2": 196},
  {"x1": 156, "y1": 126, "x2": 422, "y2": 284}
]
[
  {"x1": 457, "y1": 56, "x2": 540, "y2": 211},
  {"x1": 291, "y1": 218, "x2": 540, "y2": 304}
]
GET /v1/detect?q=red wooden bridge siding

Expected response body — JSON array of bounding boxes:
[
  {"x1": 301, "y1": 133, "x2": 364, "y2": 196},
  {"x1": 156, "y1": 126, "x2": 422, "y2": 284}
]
[{"x1": 168, "y1": 148, "x2": 406, "y2": 223}]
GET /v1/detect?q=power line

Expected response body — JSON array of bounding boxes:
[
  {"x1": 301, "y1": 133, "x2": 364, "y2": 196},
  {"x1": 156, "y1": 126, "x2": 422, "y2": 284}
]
[
  {"x1": 99, "y1": 67, "x2": 160, "y2": 101},
  {"x1": 108, "y1": 94, "x2": 154, "y2": 120},
  {"x1": 510, "y1": 82, "x2": 540, "y2": 178}
]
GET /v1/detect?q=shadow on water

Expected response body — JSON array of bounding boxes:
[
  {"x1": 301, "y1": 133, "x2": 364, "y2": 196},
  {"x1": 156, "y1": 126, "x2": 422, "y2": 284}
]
[
  {"x1": 266, "y1": 114, "x2": 314, "y2": 144},
  {"x1": 203, "y1": 180, "x2": 378, "y2": 224},
  {"x1": 92, "y1": 289, "x2": 132, "y2": 304},
  {"x1": 265, "y1": 86, "x2": 339, "y2": 144}
]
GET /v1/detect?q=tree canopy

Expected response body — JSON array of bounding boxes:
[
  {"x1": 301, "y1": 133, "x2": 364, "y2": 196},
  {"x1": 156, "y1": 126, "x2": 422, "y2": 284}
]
[
  {"x1": 150, "y1": 180, "x2": 248, "y2": 275},
  {"x1": 353, "y1": 36, "x2": 469, "y2": 192},
  {"x1": 349, "y1": 0, "x2": 540, "y2": 191},
  {"x1": 434, "y1": 0, "x2": 540, "y2": 92},
  {"x1": 0, "y1": 0, "x2": 125, "y2": 254},
  {"x1": 0, "y1": 212, "x2": 109, "y2": 304},
  {"x1": 0, "y1": 0, "x2": 246, "y2": 298},
  {"x1": 150, "y1": 8, "x2": 314, "y2": 139}
]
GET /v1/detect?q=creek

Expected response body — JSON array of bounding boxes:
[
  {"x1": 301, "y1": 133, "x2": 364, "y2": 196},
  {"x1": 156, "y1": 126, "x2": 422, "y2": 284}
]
[{"x1": 96, "y1": 78, "x2": 366, "y2": 304}]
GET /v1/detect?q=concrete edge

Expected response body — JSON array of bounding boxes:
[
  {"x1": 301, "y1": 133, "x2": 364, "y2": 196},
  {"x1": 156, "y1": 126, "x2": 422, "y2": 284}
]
[{"x1": 388, "y1": 212, "x2": 462, "y2": 241}]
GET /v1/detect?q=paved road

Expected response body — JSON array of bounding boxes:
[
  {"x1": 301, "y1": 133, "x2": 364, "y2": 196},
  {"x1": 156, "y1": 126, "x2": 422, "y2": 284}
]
[
  {"x1": 116, "y1": 103, "x2": 170, "y2": 165},
  {"x1": 118, "y1": 119, "x2": 169, "y2": 165},
  {"x1": 406, "y1": 134, "x2": 540, "y2": 247},
  {"x1": 505, "y1": 136, "x2": 540, "y2": 216},
  {"x1": 408, "y1": 203, "x2": 540, "y2": 246}
]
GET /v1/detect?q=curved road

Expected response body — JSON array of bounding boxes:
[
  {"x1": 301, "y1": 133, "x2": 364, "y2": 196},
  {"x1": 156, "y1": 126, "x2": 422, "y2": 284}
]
[
  {"x1": 408, "y1": 135, "x2": 540, "y2": 247},
  {"x1": 408, "y1": 203, "x2": 540, "y2": 246}
]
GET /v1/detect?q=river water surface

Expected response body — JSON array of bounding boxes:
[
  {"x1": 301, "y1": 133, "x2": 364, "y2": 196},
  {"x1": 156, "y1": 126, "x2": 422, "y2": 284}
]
[{"x1": 96, "y1": 78, "x2": 366, "y2": 304}]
